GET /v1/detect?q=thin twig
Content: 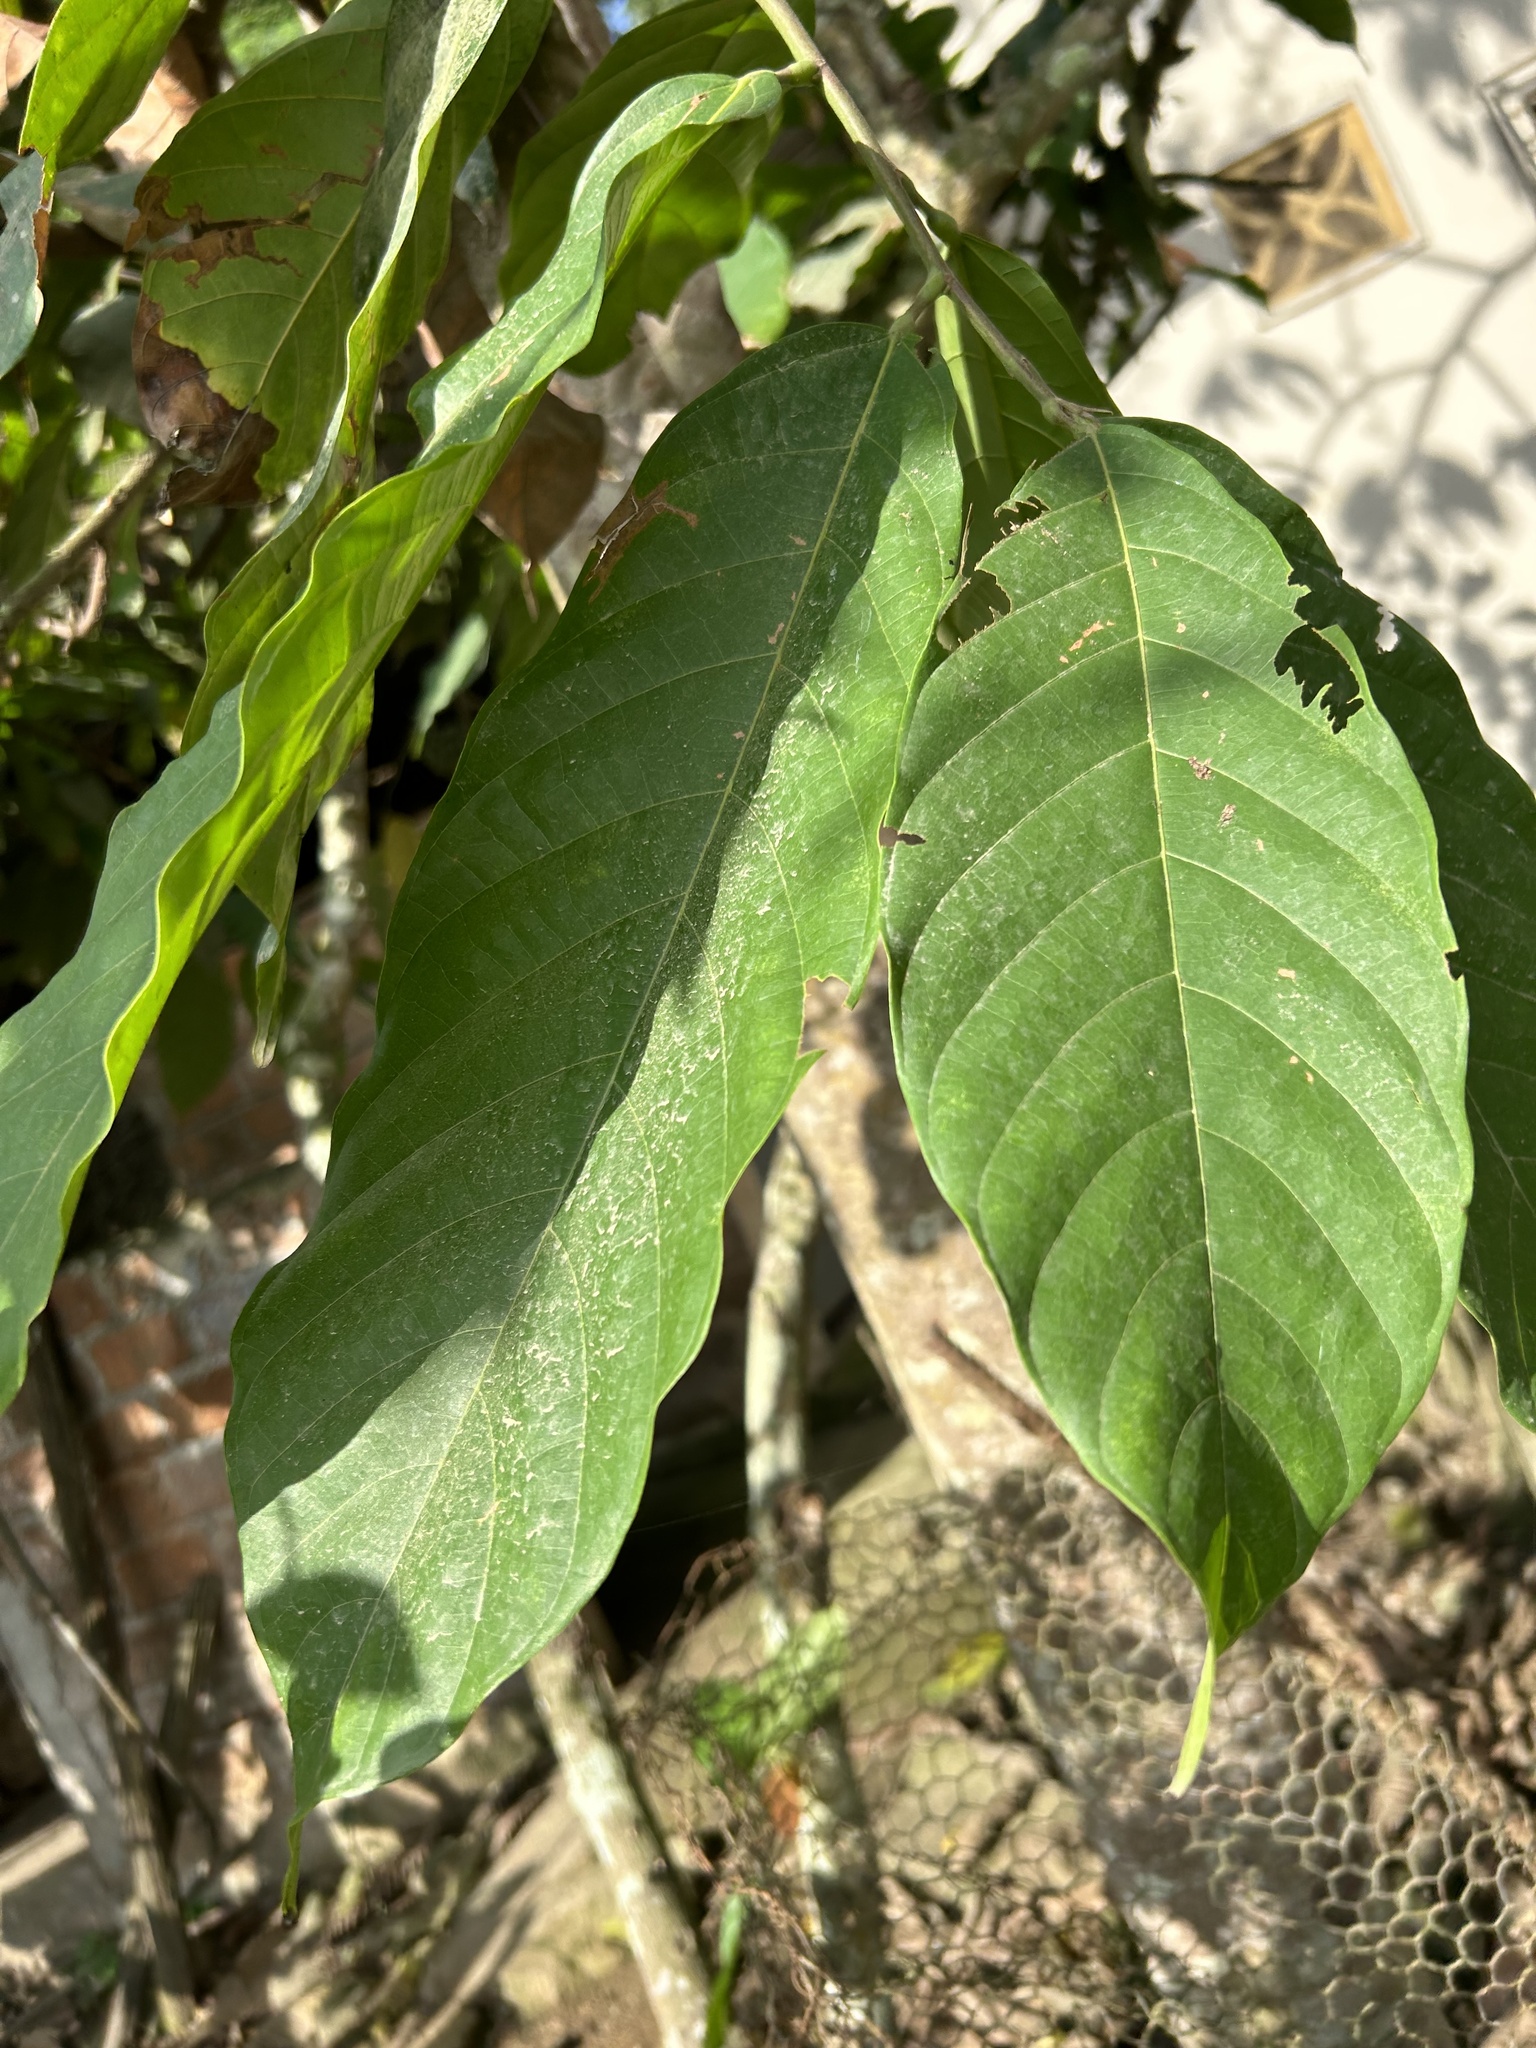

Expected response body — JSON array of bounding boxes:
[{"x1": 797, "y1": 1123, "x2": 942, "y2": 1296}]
[
  {"x1": 0, "y1": 448, "x2": 165, "y2": 632},
  {"x1": 758, "y1": 0, "x2": 1102, "y2": 437}
]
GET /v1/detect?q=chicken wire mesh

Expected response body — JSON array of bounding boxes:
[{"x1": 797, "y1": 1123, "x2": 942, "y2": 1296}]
[{"x1": 629, "y1": 1399, "x2": 1536, "y2": 2048}]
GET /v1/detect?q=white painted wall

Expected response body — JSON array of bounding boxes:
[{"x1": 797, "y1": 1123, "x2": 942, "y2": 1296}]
[{"x1": 1112, "y1": 0, "x2": 1536, "y2": 781}]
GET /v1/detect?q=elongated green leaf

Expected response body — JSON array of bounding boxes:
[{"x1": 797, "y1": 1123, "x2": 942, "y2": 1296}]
[
  {"x1": 1143, "y1": 419, "x2": 1536, "y2": 1428},
  {"x1": 175, "y1": 0, "x2": 546, "y2": 1011},
  {"x1": 936, "y1": 236, "x2": 1112, "y2": 549},
  {"x1": 0, "y1": 69, "x2": 781, "y2": 1408},
  {"x1": 0, "y1": 154, "x2": 47, "y2": 385},
  {"x1": 501, "y1": 0, "x2": 795, "y2": 370},
  {"x1": 21, "y1": 0, "x2": 189, "y2": 177},
  {"x1": 227, "y1": 322, "x2": 960, "y2": 1822},
  {"x1": 884, "y1": 422, "x2": 1470, "y2": 1651}
]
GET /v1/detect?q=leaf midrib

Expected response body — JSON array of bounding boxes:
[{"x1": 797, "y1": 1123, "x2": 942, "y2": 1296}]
[{"x1": 1093, "y1": 428, "x2": 1231, "y2": 1548}]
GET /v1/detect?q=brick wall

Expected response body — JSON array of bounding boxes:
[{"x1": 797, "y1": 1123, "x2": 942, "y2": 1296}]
[{"x1": 0, "y1": 995, "x2": 371, "y2": 1881}]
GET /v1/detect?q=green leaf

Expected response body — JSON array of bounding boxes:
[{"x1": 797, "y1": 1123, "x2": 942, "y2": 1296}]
[
  {"x1": 574, "y1": 117, "x2": 769, "y2": 372},
  {"x1": 936, "y1": 235, "x2": 1113, "y2": 551},
  {"x1": 717, "y1": 212, "x2": 791, "y2": 348},
  {"x1": 134, "y1": 0, "x2": 546, "y2": 501},
  {"x1": 883, "y1": 421, "x2": 1470, "y2": 1652},
  {"x1": 0, "y1": 153, "x2": 45, "y2": 381},
  {"x1": 501, "y1": 0, "x2": 797, "y2": 369},
  {"x1": 0, "y1": 67, "x2": 783, "y2": 1409},
  {"x1": 226, "y1": 321, "x2": 960, "y2": 1817},
  {"x1": 133, "y1": 0, "x2": 390, "y2": 497},
  {"x1": 1264, "y1": 0, "x2": 1356, "y2": 45},
  {"x1": 1141, "y1": 419, "x2": 1536, "y2": 1428},
  {"x1": 20, "y1": 0, "x2": 189, "y2": 177},
  {"x1": 174, "y1": 0, "x2": 547, "y2": 985}
]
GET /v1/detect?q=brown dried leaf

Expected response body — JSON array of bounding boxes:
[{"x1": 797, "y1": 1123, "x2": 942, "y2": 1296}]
[
  {"x1": 476, "y1": 389, "x2": 603, "y2": 562},
  {"x1": 0, "y1": 18, "x2": 45, "y2": 113},
  {"x1": 133, "y1": 295, "x2": 275, "y2": 505},
  {"x1": 105, "y1": 34, "x2": 205, "y2": 171}
]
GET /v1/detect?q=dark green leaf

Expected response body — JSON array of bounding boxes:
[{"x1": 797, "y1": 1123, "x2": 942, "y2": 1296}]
[
  {"x1": 0, "y1": 68, "x2": 782, "y2": 1408},
  {"x1": 1142, "y1": 417, "x2": 1536, "y2": 1427},
  {"x1": 884, "y1": 422, "x2": 1470, "y2": 1653},
  {"x1": 226, "y1": 323, "x2": 960, "y2": 1818},
  {"x1": 156, "y1": 943, "x2": 236, "y2": 1112},
  {"x1": 1264, "y1": 0, "x2": 1356, "y2": 45}
]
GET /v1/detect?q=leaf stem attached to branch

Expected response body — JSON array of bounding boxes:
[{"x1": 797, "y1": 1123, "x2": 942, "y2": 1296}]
[{"x1": 760, "y1": 0, "x2": 1100, "y2": 437}]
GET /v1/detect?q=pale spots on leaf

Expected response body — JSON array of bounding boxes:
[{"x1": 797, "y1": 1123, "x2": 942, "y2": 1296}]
[
  {"x1": 1068, "y1": 619, "x2": 1112, "y2": 653},
  {"x1": 1277, "y1": 967, "x2": 1297, "y2": 980},
  {"x1": 1175, "y1": 622, "x2": 1187, "y2": 634},
  {"x1": 1219, "y1": 804, "x2": 1236, "y2": 827},
  {"x1": 768, "y1": 621, "x2": 785, "y2": 646},
  {"x1": 1190, "y1": 757, "x2": 1213, "y2": 780}
]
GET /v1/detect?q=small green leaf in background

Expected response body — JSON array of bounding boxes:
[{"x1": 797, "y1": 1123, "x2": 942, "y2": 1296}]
[
  {"x1": 1142, "y1": 420, "x2": 1536, "y2": 1430},
  {"x1": 20, "y1": 0, "x2": 189, "y2": 176},
  {"x1": 718, "y1": 213, "x2": 792, "y2": 347},
  {"x1": 937, "y1": 235, "x2": 1114, "y2": 550},
  {"x1": 227, "y1": 321, "x2": 959, "y2": 1824},
  {"x1": 0, "y1": 66, "x2": 787, "y2": 1414},
  {"x1": 884, "y1": 421, "x2": 1470, "y2": 1655},
  {"x1": 0, "y1": 153, "x2": 46, "y2": 381},
  {"x1": 1265, "y1": 0, "x2": 1356, "y2": 45}
]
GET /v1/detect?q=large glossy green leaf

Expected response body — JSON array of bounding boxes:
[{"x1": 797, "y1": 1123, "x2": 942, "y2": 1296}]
[
  {"x1": 0, "y1": 68, "x2": 781, "y2": 1409},
  {"x1": 226, "y1": 323, "x2": 960, "y2": 1828},
  {"x1": 501, "y1": 0, "x2": 795, "y2": 370},
  {"x1": 884, "y1": 421, "x2": 1470, "y2": 1654},
  {"x1": 936, "y1": 236, "x2": 1112, "y2": 551},
  {"x1": 20, "y1": 0, "x2": 189, "y2": 176},
  {"x1": 1144, "y1": 419, "x2": 1536, "y2": 1427}
]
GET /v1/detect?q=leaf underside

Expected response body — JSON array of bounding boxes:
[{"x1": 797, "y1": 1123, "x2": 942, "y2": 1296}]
[
  {"x1": 884, "y1": 421, "x2": 1470, "y2": 1649},
  {"x1": 227, "y1": 323, "x2": 960, "y2": 1814},
  {"x1": 1144, "y1": 420, "x2": 1536, "y2": 1427}
]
